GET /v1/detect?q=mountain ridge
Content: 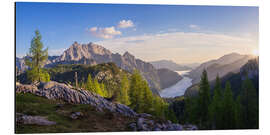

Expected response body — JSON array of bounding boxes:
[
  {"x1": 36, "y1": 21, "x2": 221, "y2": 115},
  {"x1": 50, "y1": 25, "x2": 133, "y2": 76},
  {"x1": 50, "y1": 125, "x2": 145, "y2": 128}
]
[
  {"x1": 16, "y1": 42, "x2": 181, "y2": 94},
  {"x1": 150, "y1": 60, "x2": 193, "y2": 71}
]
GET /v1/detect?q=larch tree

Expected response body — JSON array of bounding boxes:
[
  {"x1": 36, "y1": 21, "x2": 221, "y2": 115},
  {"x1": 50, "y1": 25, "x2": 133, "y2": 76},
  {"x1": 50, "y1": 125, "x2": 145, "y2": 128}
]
[{"x1": 25, "y1": 30, "x2": 50, "y2": 83}]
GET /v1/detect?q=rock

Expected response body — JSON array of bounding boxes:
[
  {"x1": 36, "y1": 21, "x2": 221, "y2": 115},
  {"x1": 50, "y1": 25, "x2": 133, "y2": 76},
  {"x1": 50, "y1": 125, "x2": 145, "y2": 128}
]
[
  {"x1": 137, "y1": 117, "x2": 148, "y2": 131},
  {"x1": 129, "y1": 123, "x2": 137, "y2": 131},
  {"x1": 16, "y1": 82, "x2": 137, "y2": 117},
  {"x1": 16, "y1": 83, "x2": 38, "y2": 93},
  {"x1": 70, "y1": 112, "x2": 83, "y2": 119},
  {"x1": 153, "y1": 127, "x2": 161, "y2": 131},
  {"x1": 183, "y1": 124, "x2": 198, "y2": 130},
  {"x1": 138, "y1": 113, "x2": 152, "y2": 118},
  {"x1": 16, "y1": 113, "x2": 56, "y2": 126}
]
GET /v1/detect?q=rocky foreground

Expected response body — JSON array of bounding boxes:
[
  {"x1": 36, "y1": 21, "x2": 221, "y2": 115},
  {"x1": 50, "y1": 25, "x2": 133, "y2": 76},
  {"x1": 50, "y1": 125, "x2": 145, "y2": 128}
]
[{"x1": 16, "y1": 81, "x2": 197, "y2": 131}]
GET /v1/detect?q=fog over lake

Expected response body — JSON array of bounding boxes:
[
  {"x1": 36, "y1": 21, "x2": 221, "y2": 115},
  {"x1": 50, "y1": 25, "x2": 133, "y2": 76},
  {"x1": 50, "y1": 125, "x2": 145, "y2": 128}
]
[{"x1": 159, "y1": 70, "x2": 192, "y2": 98}]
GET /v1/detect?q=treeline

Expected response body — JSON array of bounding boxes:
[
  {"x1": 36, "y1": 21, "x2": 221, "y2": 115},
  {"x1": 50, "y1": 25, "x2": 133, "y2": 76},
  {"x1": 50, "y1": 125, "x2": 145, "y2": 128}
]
[
  {"x1": 79, "y1": 70, "x2": 177, "y2": 122},
  {"x1": 184, "y1": 70, "x2": 258, "y2": 129}
]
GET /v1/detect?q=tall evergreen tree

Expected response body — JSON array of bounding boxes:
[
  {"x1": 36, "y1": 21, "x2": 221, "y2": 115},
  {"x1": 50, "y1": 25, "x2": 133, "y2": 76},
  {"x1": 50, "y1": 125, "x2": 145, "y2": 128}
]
[
  {"x1": 25, "y1": 30, "x2": 50, "y2": 83},
  {"x1": 86, "y1": 74, "x2": 95, "y2": 92},
  {"x1": 240, "y1": 76, "x2": 258, "y2": 128},
  {"x1": 117, "y1": 73, "x2": 130, "y2": 105},
  {"x1": 142, "y1": 80, "x2": 154, "y2": 113},
  {"x1": 198, "y1": 69, "x2": 211, "y2": 128},
  {"x1": 93, "y1": 78, "x2": 104, "y2": 96},
  {"x1": 129, "y1": 70, "x2": 144, "y2": 112},
  {"x1": 222, "y1": 81, "x2": 236, "y2": 129},
  {"x1": 209, "y1": 75, "x2": 223, "y2": 129}
]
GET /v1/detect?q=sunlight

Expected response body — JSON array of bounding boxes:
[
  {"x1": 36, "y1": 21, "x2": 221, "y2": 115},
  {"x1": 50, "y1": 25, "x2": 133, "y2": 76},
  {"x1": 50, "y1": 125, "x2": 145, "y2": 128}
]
[{"x1": 252, "y1": 49, "x2": 259, "y2": 56}]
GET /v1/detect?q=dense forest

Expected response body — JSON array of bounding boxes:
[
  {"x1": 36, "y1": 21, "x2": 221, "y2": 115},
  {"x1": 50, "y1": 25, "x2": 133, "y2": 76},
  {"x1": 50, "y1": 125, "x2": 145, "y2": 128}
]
[{"x1": 170, "y1": 70, "x2": 258, "y2": 129}]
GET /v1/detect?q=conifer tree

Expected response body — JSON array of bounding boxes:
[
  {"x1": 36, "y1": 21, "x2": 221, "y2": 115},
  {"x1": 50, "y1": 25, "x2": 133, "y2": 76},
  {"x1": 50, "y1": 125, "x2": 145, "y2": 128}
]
[
  {"x1": 240, "y1": 76, "x2": 258, "y2": 128},
  {"x1": 142, "y1": 80, "x2": 153, "y2": 113},
  {"x1": 129, "y1": 70, "x2": 144, "y2": 112},
  {"x1": 222, "y1": 82, "x2": 235, "y2": 129},
  {"x1": 117, "y1": 73, "x2": 130, "y2": 105},
  {"x1": 94, "y1": 78, "x2": 104, "y2": 96},
  {"x1": 198, "y1": 69, "x2": 211, "y2": 128},
  {"x1": 25, "y1": 30, "x2": 50, "y2": 83},
  {"x1": 86, "y1": 74, "x2": 95, "y2": 92},
  {"x1": 209, "y1": 75, "x2": 223, "y2": 129}
]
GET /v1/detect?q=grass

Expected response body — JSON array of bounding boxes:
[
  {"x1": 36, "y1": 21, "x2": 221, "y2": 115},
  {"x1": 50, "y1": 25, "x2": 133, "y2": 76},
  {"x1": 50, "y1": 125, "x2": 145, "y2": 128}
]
[{"x1": 15, "y1": 93, "x2": 136, "y2": 133}]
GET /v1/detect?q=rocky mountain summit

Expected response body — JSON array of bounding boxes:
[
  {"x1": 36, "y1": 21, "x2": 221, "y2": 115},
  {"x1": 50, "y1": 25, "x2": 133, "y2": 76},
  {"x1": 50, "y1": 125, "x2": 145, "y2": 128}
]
[
  {"x1": 16, "y1": 81, "x2": 195, "y2": 131},
  {"x1": 16, "y1": 42, "x2": 181, "y2": 93}
]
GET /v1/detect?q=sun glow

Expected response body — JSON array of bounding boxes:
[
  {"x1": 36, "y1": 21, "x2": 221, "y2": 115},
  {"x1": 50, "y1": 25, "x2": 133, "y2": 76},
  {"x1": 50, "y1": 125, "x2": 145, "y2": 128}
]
[{"x1": 252, "y1": 49, "x2": 259, "y2": 56}]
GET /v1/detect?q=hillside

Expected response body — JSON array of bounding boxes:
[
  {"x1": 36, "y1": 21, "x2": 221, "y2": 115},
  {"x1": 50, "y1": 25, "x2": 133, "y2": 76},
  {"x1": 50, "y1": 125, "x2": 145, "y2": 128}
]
[
  {"x1": 184, "y1": 57, "x2": 259, "y2": 98},
  {"x1": 150, "y1": 60, "x2": 192, "y2": 71},
  {"x1": 188, "y1": 53, "x2": 254, "y2": 84},
  {"x1": 15, "y1": 81, "x2": 195, "y2": 133}
]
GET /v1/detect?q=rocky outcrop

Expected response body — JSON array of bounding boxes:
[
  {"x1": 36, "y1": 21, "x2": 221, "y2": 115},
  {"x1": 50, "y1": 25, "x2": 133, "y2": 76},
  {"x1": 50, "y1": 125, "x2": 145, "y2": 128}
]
[
  {"x1": 16, "y1": 113, "x2": 56, "y2": 126},
  {"x1": 16, "y1": 81, "x2": 190, "y2": 131},
  {"x1": 16, "y1": 81, "x2": 137, "y2": 117},
  {"x1": 129, "y1": 117, "x2": 184, "y2": 131}
]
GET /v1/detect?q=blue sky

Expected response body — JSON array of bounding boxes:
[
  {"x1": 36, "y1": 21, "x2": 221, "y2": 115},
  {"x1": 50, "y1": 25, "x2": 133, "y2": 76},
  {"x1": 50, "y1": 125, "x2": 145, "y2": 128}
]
[{"x1": 16, "y1": 2, "x2": 258, "y2": 63}]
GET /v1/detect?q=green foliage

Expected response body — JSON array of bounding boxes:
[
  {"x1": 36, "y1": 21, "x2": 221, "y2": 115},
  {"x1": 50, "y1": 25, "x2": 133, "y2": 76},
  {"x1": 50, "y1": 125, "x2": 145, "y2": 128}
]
[
  {"x1": 198, "y1": 70, "x2": 211, "y2": 128},
  {"x1": 25, "y1": 30, "x2": 50, "y2": 83},
  {"x1": 129, "y1": 70, "x2": 145, "y2": 113},
  {"x1": 93, "y1": 78, "x2": 104, "y2": 96},
  {"x1": 183, "y1": 71, "x2": 258, "y2": 130},
  {"x1": 208, "y1": 75, "x2": 223, "y2": 129},
  {"x1": 16, "y1": 93, "x2": 136, "y2": 133},
  {"x1": 222, "y1": 81, "x2": 236, "y2": 129},
  {"x1": 239, "y1": 76, "x2": 259, "y2": 129},
  {"x1": 85, "y1": 74, "x2": 95, "y2": 93},
  {"x1": 116, "y1": 73, "x2": 130, "y2": 105}
]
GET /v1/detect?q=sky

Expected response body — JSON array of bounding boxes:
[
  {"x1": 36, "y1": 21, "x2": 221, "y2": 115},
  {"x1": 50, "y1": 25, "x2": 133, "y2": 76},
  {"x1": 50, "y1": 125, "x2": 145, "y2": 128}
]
[{"x1": 16, "y1": 2, "x2": 259, "y2": 63}]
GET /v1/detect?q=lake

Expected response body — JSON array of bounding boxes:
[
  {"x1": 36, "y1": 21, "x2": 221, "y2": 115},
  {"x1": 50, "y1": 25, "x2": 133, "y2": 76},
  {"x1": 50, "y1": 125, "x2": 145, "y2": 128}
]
[{"x1": 159, "y1": 70, "x2": 192, "y2": 98}]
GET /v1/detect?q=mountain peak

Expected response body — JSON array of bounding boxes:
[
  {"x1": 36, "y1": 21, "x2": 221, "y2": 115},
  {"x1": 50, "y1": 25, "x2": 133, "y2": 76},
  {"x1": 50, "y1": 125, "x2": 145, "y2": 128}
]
[{"x1": 123, "y1": 51, "x2": 134, "y2": 58}]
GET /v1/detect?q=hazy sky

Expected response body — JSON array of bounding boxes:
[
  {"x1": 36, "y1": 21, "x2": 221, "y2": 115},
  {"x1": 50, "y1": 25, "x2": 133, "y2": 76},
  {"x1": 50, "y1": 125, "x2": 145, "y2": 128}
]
[{"x1": 16, "y1": 2, "x2": 258, "y2": 63}]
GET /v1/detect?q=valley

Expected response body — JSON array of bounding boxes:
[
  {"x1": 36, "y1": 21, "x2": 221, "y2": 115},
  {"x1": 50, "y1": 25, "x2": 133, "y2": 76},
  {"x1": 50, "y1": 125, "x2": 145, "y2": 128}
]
[{"x1": 159, "y1": 70, "x2": 192, "y2": 98}]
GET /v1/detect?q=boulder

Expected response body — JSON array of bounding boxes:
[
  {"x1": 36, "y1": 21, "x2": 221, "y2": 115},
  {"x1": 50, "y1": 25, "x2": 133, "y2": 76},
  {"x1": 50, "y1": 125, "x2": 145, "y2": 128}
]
[
  {"x1": 16, "y1": 113, "x2": 56, "y2": 126},
  {"x1": 70, "y1": 112, "x2": 83, "y2": 120}
]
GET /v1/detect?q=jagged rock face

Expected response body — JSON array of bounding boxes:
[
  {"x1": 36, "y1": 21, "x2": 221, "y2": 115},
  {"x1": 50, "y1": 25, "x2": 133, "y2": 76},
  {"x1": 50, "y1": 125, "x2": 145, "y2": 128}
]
[
  {"x1": 240, "y1": 57, "x2": 259, "y2": 80},
  {"x1": 57, "y1": 42, "x2": 113, "y2": 63}
]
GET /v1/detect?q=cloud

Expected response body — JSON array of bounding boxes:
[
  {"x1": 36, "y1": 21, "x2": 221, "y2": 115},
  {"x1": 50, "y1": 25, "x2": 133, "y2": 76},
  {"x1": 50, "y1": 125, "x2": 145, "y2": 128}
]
[
  {"x1": 189, "y1": 24, "x2": 200, "y2": 30},
  {"x1": 89, "y1": 26, "x2": 121, "y2": 39},
  {"x1": 117, "y1": 20, "x2": 134, "y2": 28},
  {"x1": 125, "y1": 40, "x2": 145, "y2": 44},
  {"x1": 96, "y1": 32, "x2": 257, "y2": 63},
  {"x1": 48, "y1": 48, "x2": 66, "y2": 56}
]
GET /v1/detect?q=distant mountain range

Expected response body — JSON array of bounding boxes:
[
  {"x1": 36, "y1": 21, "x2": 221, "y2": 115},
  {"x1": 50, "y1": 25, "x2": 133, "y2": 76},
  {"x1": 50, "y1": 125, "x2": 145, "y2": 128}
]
[
  {"x1": 185, "y1": 57, "x2": 259, "y2": 97},
  {"x1": 150, "y1": 60, "x2": 193, "y2": 71},
  {"x1": 188, "y1": 52, "x2": 255, "y2": 84},
  {"x1": 16, "y1": 42, "x2": 181, "y2": 94}
]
